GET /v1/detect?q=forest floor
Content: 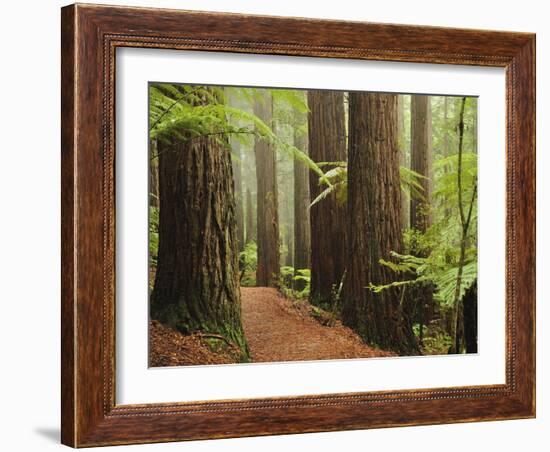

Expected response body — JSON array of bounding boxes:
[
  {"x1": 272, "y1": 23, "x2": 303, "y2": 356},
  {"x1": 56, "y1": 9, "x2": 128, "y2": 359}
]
[
  {"x1": 241, "y1": 287, "x2": 392, "y2": 362},
  {"x1": 149, "y1": 320, "x2": 243, "y2": 367},
  {"x1": 149, "y1": 287, "x2": 392, "y2": 367}
]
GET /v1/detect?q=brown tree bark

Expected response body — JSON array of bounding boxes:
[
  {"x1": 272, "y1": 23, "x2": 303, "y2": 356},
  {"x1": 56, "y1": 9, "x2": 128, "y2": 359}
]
[
  {"x1": 341, "y1": 92, "x2": 418, "y2": 355},
  {"x1": 307, "y1": 90, "x2": 347, "y2": 307},
  {"x1": 463, "y1": 279, "x2": 478, "y2": 353},
  {"x1": 293, "y1": 114, "x2": 311, "y2": 273},
  {"x1": 245, "y1": 187, "x2": 255, "y2": 244},
  {"x1": 409, "y1": 95, "x2": 434, "y2": 347},
  {"x1": 150, "y1": 94, "x2": 247, "y2": 355},
  {"x1": 285, "y1": 224, "x2": 294, "y2": 267},
  {"x1": 231, "y1": 140, "x2": 245, "y2": 252},
  {"x1": 410, "y1": 95, "x2": 433, "y2": 231},
  {"x1": 397, "y1": 95, "x2": 409, "y2": 230},
  {"x1": 443, "y1": 96, "x2": 450, "y2": 157},
  {"x1": 254, "y1": 91, "x2": 280, "y2": 287},
  {"x1": 149, "y1": 139, "x2": 160, "y2": 209}
]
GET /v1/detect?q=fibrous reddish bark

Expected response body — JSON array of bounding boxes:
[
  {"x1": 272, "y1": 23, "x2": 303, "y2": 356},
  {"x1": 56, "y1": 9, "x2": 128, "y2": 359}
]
[
  {"x1": 293, "y1": 112, "x2": 311, "y2": 275},
  {"x1": 307, "y1": 90, "x2": 347, "y2": 306},
  {"x1": 254, "y1": 92, "x2": 280, "y2": 287},
  {"x1": 245, "y1": 188, "x2": 255, "y2": 244},
  {"x1": 409, "y1": 95, "x2": 434, "y2": 346},
  {"x1": 342, "y1": 92, "x2": 417, "y2": 354},
  {"x1": 231, "y1": 140, "x2": 245, "y2": 252},
  {"x1": 150, "y1": 91, "x2": 247, "y2": 355}
]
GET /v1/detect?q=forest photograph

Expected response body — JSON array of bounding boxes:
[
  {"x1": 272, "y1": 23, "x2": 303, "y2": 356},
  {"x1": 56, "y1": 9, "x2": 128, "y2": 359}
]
[{"x1": 148, "y1": 83, "x2": 478, "y2": 367}]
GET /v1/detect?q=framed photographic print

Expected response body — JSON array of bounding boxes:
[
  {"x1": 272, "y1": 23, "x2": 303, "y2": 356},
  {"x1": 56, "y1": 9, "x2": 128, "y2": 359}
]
[{"x1": 61, "y1": 3, "x2": 535, "y2": 447}]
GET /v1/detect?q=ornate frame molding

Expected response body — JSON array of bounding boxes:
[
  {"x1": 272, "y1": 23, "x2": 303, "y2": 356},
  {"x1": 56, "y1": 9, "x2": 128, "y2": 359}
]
[{"x1": 61, "y1": 4, "x2": 535, "y2": 447}]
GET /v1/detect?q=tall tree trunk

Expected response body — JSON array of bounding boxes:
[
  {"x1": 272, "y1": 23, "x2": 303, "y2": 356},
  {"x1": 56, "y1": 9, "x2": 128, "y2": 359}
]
[
  {"x1": 285, "y1": 224, "x2": 294, "y2": 267},
  {"x1": 254, "y1": 92, "x2": 280, "y2": 287},
  {"x1": 449, "y1": 97, "x2": 476, "y2": 355},
  {"x1": 443, "y1": 96, "x2": 450, "y2": 157},
  {"x1": 397, "y1": 96, "x2": 409, "y2": 230},
  {"x1": 293, "y1": 112, "x2": 311, "y2": 279},
  {"x1": 342, "y1": 92, "x2": 418, "y2": 355},
  {"x1": 245, "y1": 188, "x2": 255, "y2": 244},
  {"x1": 150, "y1": 100, "x2": 248, "y2": 355},
  {"x1": 410, "y1": 95, "x2": 432, "y2": 231},
  {"x1": 231, "y1": 140, "x2": 245, "y2": 252},
  {"x1": 463, "y1": 280, "x2": 478, "y2": 353},
  {"x1": 409, "y1": 95, "x2": 434, "y2": 347},
  {"x1": 307, "y1": 90, "x2": 347, "y2": 307},
  {"x1": 149, "y1": 139, "x2": 160, "y2": 209}
]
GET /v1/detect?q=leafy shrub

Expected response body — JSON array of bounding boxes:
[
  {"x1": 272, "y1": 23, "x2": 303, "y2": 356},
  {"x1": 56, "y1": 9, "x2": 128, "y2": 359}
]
[
  {"x1": 293, "y1": 268, "x2": 311, "y2": 298},
  {"x1": 239, "y1": 241, "x2": 257, "y2": 287},
  {"x1": 149, "y1": 206, "x2": 159, "y2": 290},
  {"x1": 277, "y1": 266, "x2": 311, "y2": 299}
]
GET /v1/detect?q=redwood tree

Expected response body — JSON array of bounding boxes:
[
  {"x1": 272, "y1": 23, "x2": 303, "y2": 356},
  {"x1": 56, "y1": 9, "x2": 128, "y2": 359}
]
[
  {"x1": 307, "y1": 90, "x2": 347, "y2": 306},
  {"x1": 463, "y1": 280, "x2": 478, "y2": 353},
  {"x1": 341, "y1": 92, "x2": 417, "y2": 354},
  {"x1": 293, "y1": 109, "x2": 311, "y2": 281},
  {"x1": 397, "y1": 96, "x2": 409, "y2": 230},
  {"x1": 231, "y1": 140, "x2": 245, "y2": 252},
  {"x1": 409, "y1": 95, "x2": 434, "y2": 345},
  {"x1": 245, "y1": 187, "x2": 255, "y2": 244},
  {"x1": 254, "y1": 91, "x2": 280, "y2": 287},
  {"x1": 150, "y1": 88, "x2": 247, "y2": 354},
  {"x1": 410, "y1": 95, "x2": 433, "y2": 232},
  {"x1": 294, "y1": 111, "x2": 311, "y2": 269}
]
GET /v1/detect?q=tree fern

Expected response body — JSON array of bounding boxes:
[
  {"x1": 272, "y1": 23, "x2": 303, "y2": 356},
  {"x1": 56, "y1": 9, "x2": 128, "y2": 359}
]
[{"x1": 149, "y1": 83, "x2": 329, "y2": 185}]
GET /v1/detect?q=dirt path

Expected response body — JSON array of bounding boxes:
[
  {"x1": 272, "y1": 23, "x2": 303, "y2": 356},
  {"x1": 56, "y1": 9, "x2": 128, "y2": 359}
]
[{"x1": 241, "y1": 287, "x2": 391, "y2": 362}]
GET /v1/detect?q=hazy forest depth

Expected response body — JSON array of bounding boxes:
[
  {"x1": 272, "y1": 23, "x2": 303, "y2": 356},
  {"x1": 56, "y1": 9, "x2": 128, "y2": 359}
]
[{"x1": 148, "y1": 84, "x2": 478, "y2": 366}]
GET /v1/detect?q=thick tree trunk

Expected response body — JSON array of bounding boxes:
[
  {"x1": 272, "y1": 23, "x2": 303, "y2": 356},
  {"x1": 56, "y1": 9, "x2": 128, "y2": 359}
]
[
  {"x1": 149, "y1": 139, "x2": 160, "y2": 209},
  {"x1": 254, "y1": 92, "x2": 280, "y2": 287},
  {"x1": 410, "y1": 95, "x2": 433, "y2": 231},
  {"x1": 231, "y1": 140, "x2": 245, "y2": 252},
  {"x1": 307, "y1": 90, "x2": 347, "y2": 307},
  {"x1": 285, "y1": 224, "x2": 294, "y2": 267},
  {"x1": 293, "y1": 116, "x2": 311, "y2": 273},
  {"x1": 293, "y1": 116, "x2": 311, "y2": 292},
  {"x1": 245, "y1": 188, "x2": 255, "y2": 244},
  {"x1": 463, "y1": 280, "x2": 478, "y2": 353},
  {"x1": 341, "y1": 92, "x2": 418, "y2": 355},
  {"x1": 409, "y1": 95, "x2": 434, "y2": 346},
  {"x1": 150, "y1": 116, "x2": 247, "y2": 355},
  {"x1": 397, "y1": 96, "x2": 409, "y2": 230}
]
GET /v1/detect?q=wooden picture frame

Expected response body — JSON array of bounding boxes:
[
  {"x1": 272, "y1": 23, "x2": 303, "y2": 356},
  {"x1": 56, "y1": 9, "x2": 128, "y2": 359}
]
[{"x1": 61, "y1": 3, "x2": 535, "y2": 447}]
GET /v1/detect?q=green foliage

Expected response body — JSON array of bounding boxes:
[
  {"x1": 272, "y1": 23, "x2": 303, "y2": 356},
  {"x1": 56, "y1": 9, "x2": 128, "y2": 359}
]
[
  {"x1": 310, "y1": 162, "x2": 347, "y2": 207},
  {"x1": 431, "y1": 96, "x2": 477, "y2": 160},
  {"x1": 433, "y1": 261, "x2": 477, "y2": 308},
  {"x1": 368, "y1": 142, "x2": 478, "y2": 311},
  {"x1": 277, "y1": 266, "x2": 311, "y2": 299},
  {"x1": 279, "y1": 265, "x2": 295, "y2": 293},
  {"x1": 149, "y1": 84, "x2": 224, "y2": 142},
  {"x1": 149, "y1": 83, "x2": 329, "y2": 186},
  {"x1": 370, "y1": 251, "x2": 477, "y2": 308},
  {"x1": 433, "y1": 152, "x2": 477, "y2": 221},
  {"x1": 310, "y1": 162, "x2": 426, "y2": 208},
  {"x1": 148, "y1": 206, "x2": 159, "y2": 290},
  {"x1": 293, "y1": 268, "x2": 311, "y2": 298},
  {"x1": 399, "y1": 166, "x2": 427, "y2": 201},
  {"x1": 239, "y1": 241, "x2": 257, "y2": 287},
  {"x1": 414, "y1": 322, "x2": 453, "y2": 355},
  {"x1": 272, "y1": 89, "x2": 309, "y2": 115}
]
